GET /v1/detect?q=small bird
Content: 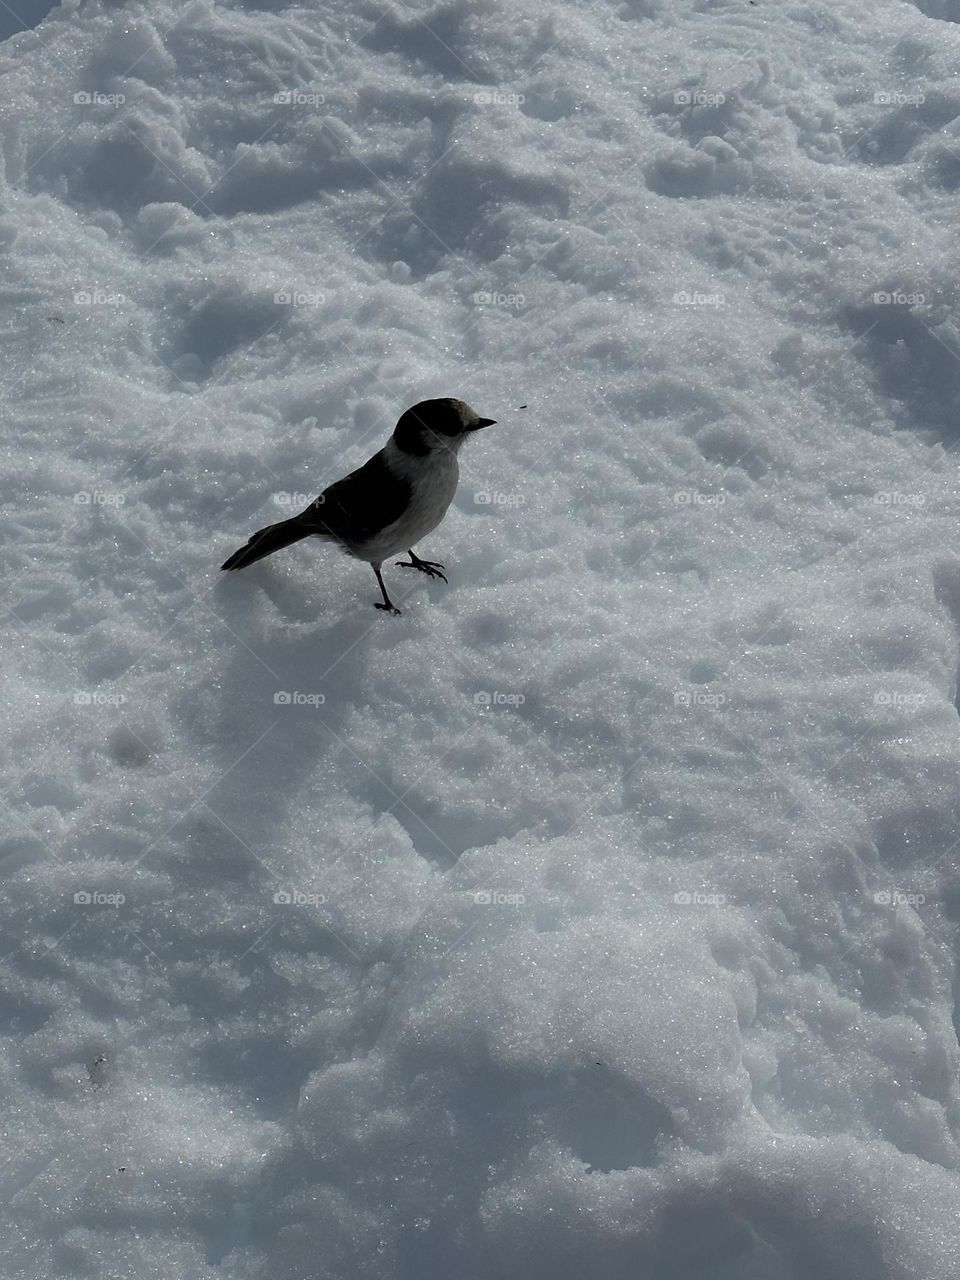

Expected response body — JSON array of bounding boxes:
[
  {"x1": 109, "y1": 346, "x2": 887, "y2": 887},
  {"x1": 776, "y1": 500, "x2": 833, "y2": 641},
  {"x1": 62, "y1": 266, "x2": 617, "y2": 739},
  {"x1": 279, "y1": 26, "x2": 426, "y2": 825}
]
[{"x1": 221, "y1": 398, "x2": 496, "y2": 614}]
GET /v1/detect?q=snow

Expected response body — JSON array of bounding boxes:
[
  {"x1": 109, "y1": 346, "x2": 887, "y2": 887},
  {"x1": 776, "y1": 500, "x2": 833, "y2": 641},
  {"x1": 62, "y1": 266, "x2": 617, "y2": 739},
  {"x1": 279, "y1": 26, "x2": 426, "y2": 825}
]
[{"x1": 3, "y1": 0, "x2": 960, "y2": 1275}]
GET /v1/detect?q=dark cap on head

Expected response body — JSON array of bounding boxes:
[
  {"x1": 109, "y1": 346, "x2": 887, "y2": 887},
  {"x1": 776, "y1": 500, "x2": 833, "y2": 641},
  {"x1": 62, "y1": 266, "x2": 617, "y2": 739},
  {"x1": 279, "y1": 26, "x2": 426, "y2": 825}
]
[{"x1": 393, "y1": 398, "x2": 496, "y2": 455}]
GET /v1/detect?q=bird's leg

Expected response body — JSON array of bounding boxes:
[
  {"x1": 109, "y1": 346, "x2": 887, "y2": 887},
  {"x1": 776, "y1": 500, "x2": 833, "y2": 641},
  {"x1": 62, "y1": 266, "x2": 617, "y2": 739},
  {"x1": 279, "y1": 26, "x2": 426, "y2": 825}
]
[
  {"x1": 372, "y1": 566, "x2": 401, "y2": 615},
  {"x1": 395, "y1": 549, "x2": 447, "y2": 583}
]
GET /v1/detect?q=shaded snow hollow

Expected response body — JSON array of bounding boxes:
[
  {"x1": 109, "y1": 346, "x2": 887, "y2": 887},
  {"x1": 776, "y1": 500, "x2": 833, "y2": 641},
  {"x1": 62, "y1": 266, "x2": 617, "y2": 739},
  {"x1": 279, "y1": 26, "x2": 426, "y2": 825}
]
[{"x1": 4, "y1": 0, "x2": 960, "y2": 1277}]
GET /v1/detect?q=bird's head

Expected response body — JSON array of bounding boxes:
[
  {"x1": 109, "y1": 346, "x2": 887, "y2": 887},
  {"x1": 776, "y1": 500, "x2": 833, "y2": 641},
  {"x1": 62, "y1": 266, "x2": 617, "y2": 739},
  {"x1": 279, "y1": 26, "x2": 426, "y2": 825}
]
[{"x1": 393, "y1": 398, "x2": 496, "y2": 456}]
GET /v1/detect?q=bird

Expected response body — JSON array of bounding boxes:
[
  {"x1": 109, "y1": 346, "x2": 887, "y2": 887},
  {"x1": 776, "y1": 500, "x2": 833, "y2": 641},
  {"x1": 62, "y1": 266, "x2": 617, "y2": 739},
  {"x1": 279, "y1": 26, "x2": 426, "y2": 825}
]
[{"x1": 221, "y1": 398, "x2": 496, "y2": 614}]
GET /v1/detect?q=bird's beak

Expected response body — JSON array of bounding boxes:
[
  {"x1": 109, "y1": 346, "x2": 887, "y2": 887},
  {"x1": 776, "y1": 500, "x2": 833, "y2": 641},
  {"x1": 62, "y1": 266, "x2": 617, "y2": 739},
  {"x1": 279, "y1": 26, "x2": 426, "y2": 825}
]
[{"x1": 473, "y1": 418, "x2": 497, "y2": 429}]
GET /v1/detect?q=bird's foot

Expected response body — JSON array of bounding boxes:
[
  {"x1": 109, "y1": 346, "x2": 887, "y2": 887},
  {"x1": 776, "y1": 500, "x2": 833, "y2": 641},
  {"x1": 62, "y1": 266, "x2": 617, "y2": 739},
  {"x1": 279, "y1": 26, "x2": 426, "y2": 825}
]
[
  {"x1": 396, "y1": 556, "x2": 447, "y2": 583},
  {"x1": 374, "y1": 602, "x2": 402, "y2": 615}
]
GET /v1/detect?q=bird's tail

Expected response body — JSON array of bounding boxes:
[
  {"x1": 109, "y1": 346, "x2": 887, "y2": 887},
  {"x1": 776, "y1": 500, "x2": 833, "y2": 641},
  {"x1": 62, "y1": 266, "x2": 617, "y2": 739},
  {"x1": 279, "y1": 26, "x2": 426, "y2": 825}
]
[{"x1": 221, "y1": 516, "x2": 311, "y2": 571}]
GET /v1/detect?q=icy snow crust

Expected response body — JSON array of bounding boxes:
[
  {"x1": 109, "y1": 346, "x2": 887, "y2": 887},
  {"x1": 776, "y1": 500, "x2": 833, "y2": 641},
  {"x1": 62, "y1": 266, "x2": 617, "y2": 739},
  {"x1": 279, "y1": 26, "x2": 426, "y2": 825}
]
[{"x1": 3, "y1": 0, "x2": 960, "y2": 1275}]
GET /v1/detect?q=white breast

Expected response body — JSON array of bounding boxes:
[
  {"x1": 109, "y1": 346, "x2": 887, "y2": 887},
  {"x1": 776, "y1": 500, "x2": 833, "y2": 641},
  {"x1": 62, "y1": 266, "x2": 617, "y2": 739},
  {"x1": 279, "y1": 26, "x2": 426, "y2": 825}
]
[{"x1": 354, "y1": 440, "x2": 460, "y2": 564}]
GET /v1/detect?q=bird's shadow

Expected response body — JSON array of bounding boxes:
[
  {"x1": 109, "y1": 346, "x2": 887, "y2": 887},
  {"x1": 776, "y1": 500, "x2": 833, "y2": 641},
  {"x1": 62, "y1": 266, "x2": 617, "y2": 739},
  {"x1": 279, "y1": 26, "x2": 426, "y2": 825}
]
[{"x1": 167, "y1": 568, "x2": 383, "y2": 891}]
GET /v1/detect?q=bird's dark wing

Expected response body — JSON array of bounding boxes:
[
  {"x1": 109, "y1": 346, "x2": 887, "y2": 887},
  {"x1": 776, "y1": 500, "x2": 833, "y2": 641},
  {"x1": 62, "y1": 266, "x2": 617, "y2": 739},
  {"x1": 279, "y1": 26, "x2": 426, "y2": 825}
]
[{"x1": 296, "y1": 449, "x2": 411, "y2": 544}]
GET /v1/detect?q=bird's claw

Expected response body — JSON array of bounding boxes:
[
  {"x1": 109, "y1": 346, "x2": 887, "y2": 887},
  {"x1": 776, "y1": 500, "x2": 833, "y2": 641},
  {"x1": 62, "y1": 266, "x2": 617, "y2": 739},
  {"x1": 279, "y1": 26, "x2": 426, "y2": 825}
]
[
  {"x1": 374, "y1": 602, "x2": 402, "y2": 615},
  {"x1": 396, "y1": 558, "x2": 447, "y2": 583}
]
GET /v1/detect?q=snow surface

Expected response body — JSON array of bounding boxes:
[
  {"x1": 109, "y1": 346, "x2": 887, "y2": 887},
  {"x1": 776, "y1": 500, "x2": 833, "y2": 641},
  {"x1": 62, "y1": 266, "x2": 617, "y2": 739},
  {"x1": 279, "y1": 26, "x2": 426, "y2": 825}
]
[{"x1": 4, "y1": 0, "x2": 960, "y2": 1275}]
